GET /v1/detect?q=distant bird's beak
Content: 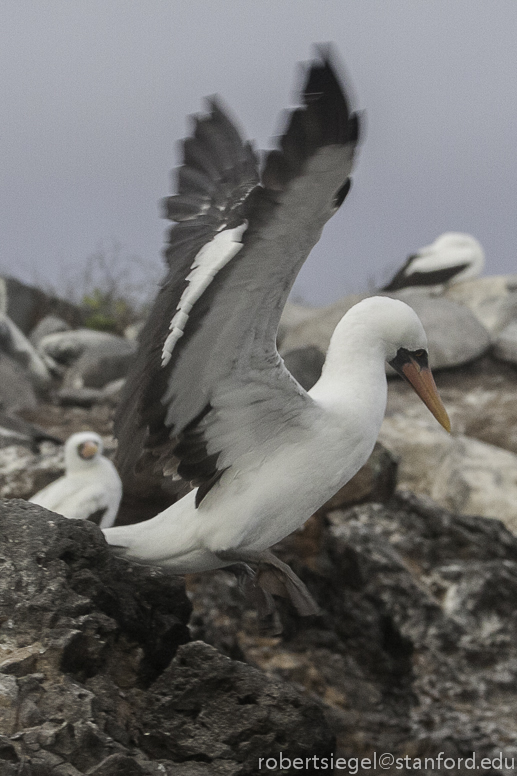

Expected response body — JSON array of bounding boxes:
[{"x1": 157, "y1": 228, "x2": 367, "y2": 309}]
[
  {"x1": 389, "y1": 349, "x2": 451, "y2": 432},
  {"x1": 78, "y1": 441, "x2": 99, "y2": 460}
]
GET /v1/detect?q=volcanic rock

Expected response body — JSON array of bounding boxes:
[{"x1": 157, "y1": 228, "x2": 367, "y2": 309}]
[
  {"x1": 37, "y1": 329, "x2": 137, "y2": 390},
  {"x1": 280, "y1": 290, "x2": 491, "y2": 370},
  {"x1": 0, "y1": 355, "x2": 38, "y2": 413},
  {"x1": 29, "y1": 315, "x2": 71, "y2": 347},
  {"x1": 444, "y1": 274, "x2": 517, "y2": 335},
  {"x1": 0, "y1": 313, "x2": 51, "y2": 388},
  {"x1": 190, "y1": 493, "x2": 517, "y2": 768},
  {"x1": 0, "y1": 275, "x2": 82, "y2": 335},
  {"x1": 493, "y1": 321, "x2": 517, "y2": 366},
  {"x1": 0, "y1": 501, "x2": 334, "y2": 774},
  {"x1": 0, "y1": 411, "x2": 61, "y2": 451},
  {"x1": 278, "y1": 293, "x2": 363, "y2": 355},
  {"x1": 379, "y1": 413, "x2": 517, "y2": 531}
]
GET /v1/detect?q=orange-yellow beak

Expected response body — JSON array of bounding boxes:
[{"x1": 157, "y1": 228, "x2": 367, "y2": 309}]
[
  {"x1": 389, "y1": 349, "x2": 451, "y2": 432},
  {"x1": 78, "y1": 440, "x2": 99, "y2": 460}
]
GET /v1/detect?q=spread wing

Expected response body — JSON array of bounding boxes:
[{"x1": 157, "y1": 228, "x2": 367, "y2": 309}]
[{"x1": 115, "y1": 51, "x2": 361, "y2": 506}]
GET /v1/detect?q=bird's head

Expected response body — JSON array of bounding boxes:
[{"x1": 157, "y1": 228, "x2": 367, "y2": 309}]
[
  {"x1": 343, "y1": 296, "x2": 451, "y2": 432},
  {"x1": 65, "y1": 431, "x2": 104, "y2": 471}
]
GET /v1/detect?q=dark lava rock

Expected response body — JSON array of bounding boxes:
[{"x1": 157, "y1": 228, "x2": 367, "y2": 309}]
[
  {"x1": 0, "y1": 501, "x2": 333, "y2": 775},
  {"x1": 189, "y1": 493, "x2": 517, "y2": 773},
  {"x1": 36, "y1": 329, "x2": 136, "y2": 391},
  {"x1": 63, "y1": 341, "x2": 136, "y2": 390},
  {"x1": 141, "y1": 641, "x2": 333, "y2": 773},
  {"x1": 0, "y1": 499, "x2": 191, "y2": 687}
]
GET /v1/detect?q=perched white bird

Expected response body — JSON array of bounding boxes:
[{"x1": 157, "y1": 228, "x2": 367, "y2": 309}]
[
  {"x1": 30, "y1": 431, "x2": 122, "y2": 528},
  {"x1": 104, "y1": 50, "x2": 450, "y2": 616},
  {"x1": 382, "y1": 232, "x2": 485, "y2": 292}
]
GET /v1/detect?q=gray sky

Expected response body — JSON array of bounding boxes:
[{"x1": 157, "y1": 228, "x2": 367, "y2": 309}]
[{"x1": 1, "y1": 1, "x2": 516, "y2": 306}]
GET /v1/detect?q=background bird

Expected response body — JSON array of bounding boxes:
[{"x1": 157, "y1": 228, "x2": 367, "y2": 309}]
[
  {"x1": 30, "y1": 431, "x2": 122, "y2": 528},
  {"x1": 382, "y1": 232, "x2": 485, "y2": 292}
]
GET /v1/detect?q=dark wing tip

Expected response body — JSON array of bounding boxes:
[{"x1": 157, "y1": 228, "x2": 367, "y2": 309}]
[
  {"x1": 161, "y1": 96, "x2": 259, "y2": 264},
  {"x1": 381, "y1": 254, "x2": 418, "y2": 291},
  {"x1": 302, "y1": 46, "x2": 361, "y2": 146},
  {"x1": 263, "y1": 46, "x2": 362, "y2": 190},
  {"x1": 168, "y1": 97, "x2": 259, "y2": 211}
]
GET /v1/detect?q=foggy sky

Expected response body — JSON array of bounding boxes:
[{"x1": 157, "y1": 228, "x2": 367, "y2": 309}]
[{"x1": 1, "y1": 1, "x2": 516, "y2": 306}]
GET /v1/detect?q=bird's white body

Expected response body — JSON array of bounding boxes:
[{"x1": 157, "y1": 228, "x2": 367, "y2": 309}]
[
  {"x1": 104, "y1": 297, "x2": 420, "y2": 571},
  {"x1": 30, "y1": 432, "x2": 122, "y2": 528}
]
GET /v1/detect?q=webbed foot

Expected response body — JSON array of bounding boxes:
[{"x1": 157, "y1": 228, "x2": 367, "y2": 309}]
[{"x1": 217, "y1": 549, "x2": 320, "y2": 620}]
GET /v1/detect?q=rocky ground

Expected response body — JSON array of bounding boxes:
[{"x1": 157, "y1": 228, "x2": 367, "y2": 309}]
[
  {"x1": 191, "y1": 492, "x2": 517, "y2": 773},
  {"x1": 2, "y1": 488, "x2": 517, "y2": 774},
  {"x1": 1, "y1": 273, "x2": 517, "y2": 774},
  {"x1": 0, "y1": 501, "x2": 332, "y2": 775}
]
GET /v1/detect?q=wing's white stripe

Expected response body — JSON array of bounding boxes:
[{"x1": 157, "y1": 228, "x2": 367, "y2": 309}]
[{"x1": 161, "y1": 221, "x2": 248, "y2": 366}]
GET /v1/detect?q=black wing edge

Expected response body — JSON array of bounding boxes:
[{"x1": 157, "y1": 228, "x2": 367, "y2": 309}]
[
  {"x1": 114, "y1": 100, "x2": 259, "y2": 483},
  {"x1": 262, "y1": 44, "x2": 361, "y2": 193},
  {"x1": 162, "y1": 98, "x2": 259, "y2": 268}
]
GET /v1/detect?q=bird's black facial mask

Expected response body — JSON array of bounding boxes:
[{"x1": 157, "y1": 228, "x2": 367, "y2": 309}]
[
  {"x1": 388, "y1": 347, "x2": 451, "y2": 432},
  {"x1": 389, "y1": 346, "x2": 429, "y2": 375}
]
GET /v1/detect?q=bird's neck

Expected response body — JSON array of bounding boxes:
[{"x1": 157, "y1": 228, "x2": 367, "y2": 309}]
[
  {"x1": 66, "y1": 456, "x2": 100, "y2": 473},
  {"x1": 308, "y1": 317, "x2": 388, "y2": 428}
]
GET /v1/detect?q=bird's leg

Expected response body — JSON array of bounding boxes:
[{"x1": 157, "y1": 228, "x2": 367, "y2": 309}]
[
  {"x1": 216, "y1": 549, "x2": 320, "y2": 618},
  {"x1": 223, "y1": 562, "x2": 255, "y2": 587},
  {"x1": 220, "y1": 560, "x2": 276, "y2": 617},
  {"x1": 222, "y1": 561, "x2": 280, "y2": 632}
]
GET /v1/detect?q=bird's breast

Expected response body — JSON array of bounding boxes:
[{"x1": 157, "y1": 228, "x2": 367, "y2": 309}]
[{"x1": 201, "y1": 411, "x2": 377, "y2": 553}]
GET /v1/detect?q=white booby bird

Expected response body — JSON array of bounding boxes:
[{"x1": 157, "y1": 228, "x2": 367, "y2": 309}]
[
  {"x1": 30, "y1": 431, "x2": 122, "y2": 528},
  {"x1": 104, "y1": 51, "x2": 450, "y2": 616},
  {"x1": 382, "y1": 232, "x2": 485, "y2": 292}
]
